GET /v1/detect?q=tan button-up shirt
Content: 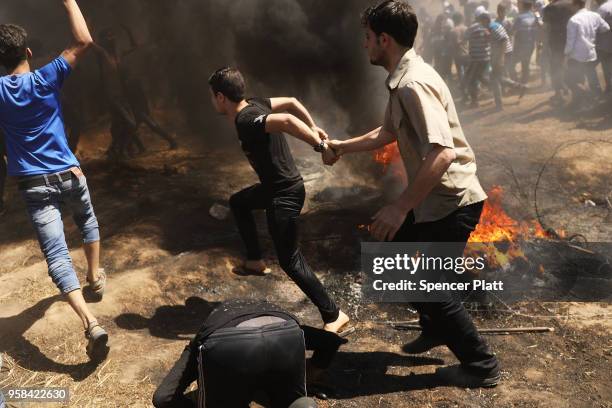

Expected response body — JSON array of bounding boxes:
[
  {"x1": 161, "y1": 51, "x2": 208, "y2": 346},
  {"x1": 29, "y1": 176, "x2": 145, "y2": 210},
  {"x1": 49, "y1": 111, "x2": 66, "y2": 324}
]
[{"x1": 382, "y1": 49, "x2": 487, "y2": 223}]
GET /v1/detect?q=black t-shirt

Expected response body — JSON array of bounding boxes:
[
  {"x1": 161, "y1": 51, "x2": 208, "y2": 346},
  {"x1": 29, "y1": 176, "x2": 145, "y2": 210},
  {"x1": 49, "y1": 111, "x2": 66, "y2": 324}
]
[
  {"x1": 235, "y1": 97, "x2": 303, "y2": 193},
  {"x1": 543, "y1": 0, "x2": 575, "y2": 50}
]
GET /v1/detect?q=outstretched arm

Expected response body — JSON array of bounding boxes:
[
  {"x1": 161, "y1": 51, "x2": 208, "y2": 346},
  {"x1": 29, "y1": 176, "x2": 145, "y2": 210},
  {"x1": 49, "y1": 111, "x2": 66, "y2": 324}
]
[
  {"x1": 60, "y1": 0, "x2": 93, "y2": 67},
  {"x1": 327, "y1": 127, "x2": 397, "y2": 156}
]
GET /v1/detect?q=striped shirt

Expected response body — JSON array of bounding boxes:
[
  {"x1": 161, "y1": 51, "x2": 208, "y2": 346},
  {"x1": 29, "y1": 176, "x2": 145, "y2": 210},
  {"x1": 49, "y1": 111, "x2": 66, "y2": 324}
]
[
  {"x1": 467, "y1": 23, "x2": 491, "y2": 61},
  {"x1": 490, "y1": 21, "x2": 514, "y2": 54}
]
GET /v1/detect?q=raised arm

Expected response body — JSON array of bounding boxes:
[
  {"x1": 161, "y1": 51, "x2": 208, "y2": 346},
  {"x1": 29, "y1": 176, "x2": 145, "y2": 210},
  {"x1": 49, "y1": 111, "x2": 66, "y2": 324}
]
[{"x1": 60, "y1": 0, "x2": 93, "y2": 67}]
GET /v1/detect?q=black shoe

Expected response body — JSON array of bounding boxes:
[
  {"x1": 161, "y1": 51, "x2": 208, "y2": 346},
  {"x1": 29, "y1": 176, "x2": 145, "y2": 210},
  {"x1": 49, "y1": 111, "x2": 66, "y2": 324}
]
[
  {"x1": 436, "y1": 364, "x2": 501, "y2": 388},
  {"x1": 402, "y1": 334, "x2": 445, "y2": 354}
]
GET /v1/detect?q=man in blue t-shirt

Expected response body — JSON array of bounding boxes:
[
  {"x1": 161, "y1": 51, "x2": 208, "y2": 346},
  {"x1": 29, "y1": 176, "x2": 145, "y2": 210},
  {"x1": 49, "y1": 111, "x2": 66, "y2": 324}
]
[{"x1": 0, "y1": 0, "x2": 108, "y2": 361}]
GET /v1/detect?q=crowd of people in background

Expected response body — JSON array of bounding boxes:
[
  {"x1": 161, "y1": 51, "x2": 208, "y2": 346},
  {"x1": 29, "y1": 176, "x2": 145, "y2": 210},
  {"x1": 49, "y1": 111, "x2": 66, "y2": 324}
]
[{"x1": 419, "y1": 0, "x2": 612, "y2": 110}]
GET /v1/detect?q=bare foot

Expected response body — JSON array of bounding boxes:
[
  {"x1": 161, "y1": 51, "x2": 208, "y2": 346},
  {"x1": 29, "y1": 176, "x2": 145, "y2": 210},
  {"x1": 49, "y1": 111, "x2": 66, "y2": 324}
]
[
  {"x1": 233, "y1": 260, "x2": 271, "y2": 276},
  {"x1": 323, "y1": 310, "x2": 350, "y2": 333}
]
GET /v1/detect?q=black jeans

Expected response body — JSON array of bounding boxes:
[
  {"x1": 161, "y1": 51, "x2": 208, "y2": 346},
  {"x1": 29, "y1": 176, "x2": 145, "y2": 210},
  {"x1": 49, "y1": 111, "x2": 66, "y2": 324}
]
[
  {"x1": 549, "y1": 47, "x2": 566, "y2": 95},
  {"x1": 229, "y1": 183, "x2": 339, "y2": 324},
  {"x1": 153, "y1": 320, "x2": 306, "y2": 408},
  {"x1": 393, "y1": 201, "x2": 500, "y2": 376},
  {"x1": 463, "y1": 60, "x2": 489, "y2": 103}
]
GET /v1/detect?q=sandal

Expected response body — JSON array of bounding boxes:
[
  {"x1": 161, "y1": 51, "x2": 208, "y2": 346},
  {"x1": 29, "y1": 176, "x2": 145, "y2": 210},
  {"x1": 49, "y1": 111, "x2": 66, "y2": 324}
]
[
  {"x1": 87, "y1": 268, "x2": 106, "y2": 299},
  {"x1": 85, "y1": 320, "x2": 109, "y2": 362}
]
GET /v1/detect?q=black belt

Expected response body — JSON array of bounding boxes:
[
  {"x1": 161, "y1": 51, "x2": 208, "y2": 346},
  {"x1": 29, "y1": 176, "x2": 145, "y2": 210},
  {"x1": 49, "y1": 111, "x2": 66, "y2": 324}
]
[{"x1": 18, "y1": 169, "x2": 75, "y2": 191}]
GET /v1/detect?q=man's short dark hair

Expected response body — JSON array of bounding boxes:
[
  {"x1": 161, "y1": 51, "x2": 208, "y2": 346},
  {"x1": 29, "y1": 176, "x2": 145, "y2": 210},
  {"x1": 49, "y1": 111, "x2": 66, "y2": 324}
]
[
  {"x1": 572, "y1": 0, "x2": 586, "y2": 7},
  {"x1": 208, "y1": 67, "x2": 246, "y2": 103},
  {"x1": 361, "y1": 0, "x2": 419, "y2": 48},
  {"x1": 0, "y1": 24, "x2": 28, "y2": 71},
  {"x1": 452, "y1": 12, "x2": 464, "y2": 25}
]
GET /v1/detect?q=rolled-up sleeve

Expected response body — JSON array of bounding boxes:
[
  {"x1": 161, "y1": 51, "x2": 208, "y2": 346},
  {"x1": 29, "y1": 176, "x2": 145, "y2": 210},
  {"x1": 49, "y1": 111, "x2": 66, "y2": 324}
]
[{"x1": 399, "y1": 83, "x2": 454, "y2": 149}]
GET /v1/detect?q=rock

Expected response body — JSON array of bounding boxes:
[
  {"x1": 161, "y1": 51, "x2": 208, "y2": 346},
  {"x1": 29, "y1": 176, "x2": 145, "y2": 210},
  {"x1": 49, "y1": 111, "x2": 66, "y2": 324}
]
[{"x1": 209, "y1": 203, "x2": 230, "y2": 221}]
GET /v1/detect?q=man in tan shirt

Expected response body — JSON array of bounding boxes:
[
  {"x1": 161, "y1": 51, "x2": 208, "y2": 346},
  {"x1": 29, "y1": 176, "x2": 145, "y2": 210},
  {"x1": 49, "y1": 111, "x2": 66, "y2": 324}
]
[{"x1": 328, "y1": 0, "x2": 500, "y2": 388}]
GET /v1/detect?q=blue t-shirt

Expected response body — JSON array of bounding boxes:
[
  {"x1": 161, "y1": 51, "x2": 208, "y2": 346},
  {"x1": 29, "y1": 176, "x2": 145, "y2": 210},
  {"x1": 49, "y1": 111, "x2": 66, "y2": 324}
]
[{"x1": 0, "y1": 56, "x2": 79, "y2": 177}]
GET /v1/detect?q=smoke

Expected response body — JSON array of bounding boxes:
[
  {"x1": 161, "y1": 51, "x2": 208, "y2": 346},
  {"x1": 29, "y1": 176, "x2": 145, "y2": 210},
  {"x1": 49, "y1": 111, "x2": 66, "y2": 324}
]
[{"x1": 1, "y1": 0, "x2": 434, "y2": 143}]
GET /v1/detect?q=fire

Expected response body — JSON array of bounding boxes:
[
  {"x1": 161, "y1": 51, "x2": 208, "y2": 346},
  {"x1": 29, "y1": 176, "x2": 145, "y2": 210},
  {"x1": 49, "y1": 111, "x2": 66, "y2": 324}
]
[
  {"x1": 468, "y1": 186, "x2": 551, "y2": 243},
  {"x1": 374, "y1": 142, "x2": 401, "y2": 171},
  {"x1": 369, "y1": 146, "x2": 562, "y2": 271},
  {"x1": 372, "y1": 145, "x2": 553, "y2": 243},
  {"x1": 467, "y1": 186, "x2": 558, "y2": 270}
]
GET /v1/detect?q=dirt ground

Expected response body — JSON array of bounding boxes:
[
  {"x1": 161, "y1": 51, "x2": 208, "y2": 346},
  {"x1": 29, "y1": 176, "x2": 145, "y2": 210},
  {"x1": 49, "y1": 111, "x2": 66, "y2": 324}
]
[{"x1": 0, "y1": 83, "x2": 611, "y2": 408}]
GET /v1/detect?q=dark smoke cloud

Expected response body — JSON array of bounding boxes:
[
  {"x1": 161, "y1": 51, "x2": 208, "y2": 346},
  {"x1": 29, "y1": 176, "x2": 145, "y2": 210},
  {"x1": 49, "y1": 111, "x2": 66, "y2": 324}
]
[{"x1": 1, "y1": 0, "x2": 435, "y2": 143}]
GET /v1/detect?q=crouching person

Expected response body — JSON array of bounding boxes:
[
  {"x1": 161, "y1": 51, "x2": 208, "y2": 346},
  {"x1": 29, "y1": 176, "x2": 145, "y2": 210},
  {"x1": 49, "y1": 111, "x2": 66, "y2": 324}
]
[{"x1": 152, "y1": 299, "x2": 346, "y2": 408}]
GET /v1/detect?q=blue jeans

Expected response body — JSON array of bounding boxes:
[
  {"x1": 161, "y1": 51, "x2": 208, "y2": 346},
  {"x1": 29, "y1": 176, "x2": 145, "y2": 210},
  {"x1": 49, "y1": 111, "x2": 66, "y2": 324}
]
[{"x1": 20, "y1": 172, "x2": 100, "y2": 294}]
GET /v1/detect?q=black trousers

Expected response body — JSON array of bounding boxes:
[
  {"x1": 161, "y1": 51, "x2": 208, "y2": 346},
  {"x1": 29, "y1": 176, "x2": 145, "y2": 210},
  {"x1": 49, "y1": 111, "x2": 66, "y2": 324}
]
[
  {"x1": 393, "y1": 201, "x2": 500, "y2": 376},
  {"x1": 229, "y1": 183, "x2": 339, "y2": 324},
  {"x1": 463, "y1": 60, "x2": 489, "y2": 103},
  {"x1": 153, "y1": 320, "x2": 306, "y2": 408},
  {"x1": 549, "y1": 47, "x2": 567, "y2": 95}
]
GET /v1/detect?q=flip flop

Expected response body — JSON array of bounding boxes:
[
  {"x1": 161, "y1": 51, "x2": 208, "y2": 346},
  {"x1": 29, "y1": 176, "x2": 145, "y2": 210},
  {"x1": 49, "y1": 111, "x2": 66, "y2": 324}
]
[
  {"x1": 232, "y1": 265, "x2": 272, "y2": 276},
  {"x1": 338, "y1": 326, "x2": 356, "y2": 338}
]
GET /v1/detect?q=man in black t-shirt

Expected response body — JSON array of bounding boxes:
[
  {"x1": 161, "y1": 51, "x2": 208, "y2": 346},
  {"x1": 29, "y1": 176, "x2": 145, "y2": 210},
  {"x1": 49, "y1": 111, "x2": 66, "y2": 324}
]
[{"x1": 208, "y1": 67, "x2": 349, "y2": 334}]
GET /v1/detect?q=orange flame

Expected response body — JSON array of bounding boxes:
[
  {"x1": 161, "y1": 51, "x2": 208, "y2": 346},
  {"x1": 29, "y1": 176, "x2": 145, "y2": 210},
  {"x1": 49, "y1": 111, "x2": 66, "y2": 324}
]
[
  {"x1": 370, "y1": 147, "x2": 564, "y2": 271},
  {"x1": 468, "y1": 186, "x2": 551, "y2": 243},
  {"x1": 374, "y1": 142, "x2": 401, "y2": 171}
]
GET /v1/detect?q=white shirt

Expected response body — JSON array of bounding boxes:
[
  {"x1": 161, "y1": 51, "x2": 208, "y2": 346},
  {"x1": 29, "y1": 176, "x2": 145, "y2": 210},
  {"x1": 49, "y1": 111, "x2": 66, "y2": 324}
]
[{"x1": 565, "y1": 8, "x2": 611, "y2": 62}]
